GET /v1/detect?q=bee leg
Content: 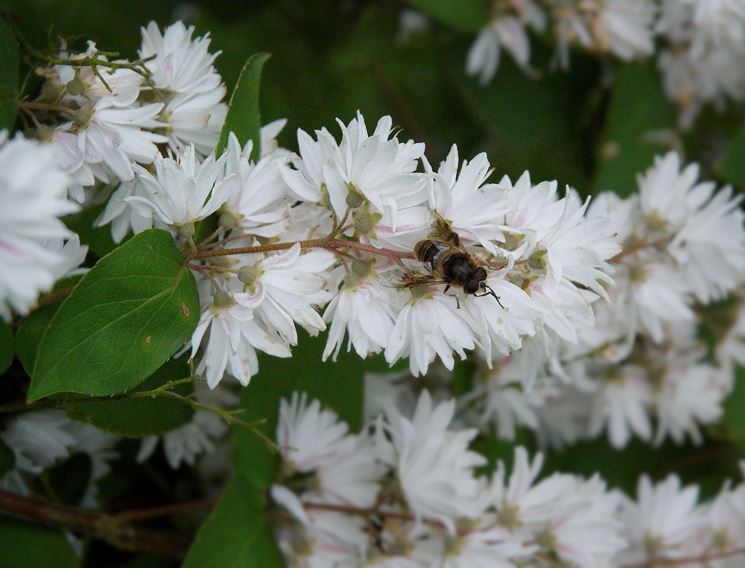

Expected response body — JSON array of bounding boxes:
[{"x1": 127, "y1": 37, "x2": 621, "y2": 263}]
[
  {"x1": 444, "y1": 285, "x2": 450, "y2": 293},
  {"x1": 475, "y1": 285, "x2": 505, "y2": 309}
]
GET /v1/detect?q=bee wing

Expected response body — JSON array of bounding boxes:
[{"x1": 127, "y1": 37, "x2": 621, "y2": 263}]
[
  {"x1": 393, "y1": 271, "x2": 447, "y2": 289},
  {"x1": 430, "y1": 210, "x2": 462, "y2": 248}
]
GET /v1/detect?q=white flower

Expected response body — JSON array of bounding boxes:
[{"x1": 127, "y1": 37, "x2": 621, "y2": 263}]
[
  {"x1": 376, "y1": 391, "x2": 487, "y2": 532},
  {"x1": 426, "y1": 145, "x2": 510, "y2": 252},
  {"x1": 277, "y1": 392, "x2": 382, "y2": 508},
  {"x1": 0, "y1": 134, "x2": 78, "y2": 320},
  {"x1": 140, "y1": 21, "x2": 223, "y2": 96},
  {"x1": 190, "y1": 291, "x2": 291, "y2": 388},
  {"x1": 493, "y1": 447, "x2": 576, "y2": 528},
  {"x1": 322, "y1": 273, "x2": 397, "y2": 361},
  {"x1": 129, "y1": 145, "x2": 240, "y2": 230},
  {"x1": 53, "y1": 100, "x2": 167, "y2": 185},
  {"x1": 550, "y1": 0, "x2": 656, "y2": 67},
  {"x1": 588, "y1": 364, "x2": 654, "y2": 448},
  {"x1": 716, "y1": 300, "x2": 745, "y2": 372},
  {"x1": 139, "y1": 21, "x2": 227, "y2": 153},
  {"x1": 282, "y1": 113, "x2": 426, "y2": 219},
  {"x1": 221, "y1": 133, "x2": 289, "y2": 238},
  {"x1": 466, "y1": 11, "x2": 538, "y2": 84},
  {"x1": 1, "y1": 411, "x2": 76, "y2": 473},
  {"x1": 95, "y1": 178, "x2": 155, "y2": 243},
  {"x1": 385, "y1": 292, "x2": 480, "y2": 376},
  {"x1": 654, "y1": 357, "x2": 727, "y2": 445},
  {"x1": 623, "y1": 475, "x2": 706, "y2": 562},
  {"x1": 233, "y1": 245, "x2": 335, "y2": 345}
]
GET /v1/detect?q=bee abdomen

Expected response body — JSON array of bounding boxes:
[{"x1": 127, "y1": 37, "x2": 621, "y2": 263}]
[{"x1": 414, "y1": 239, "x2": 443, "y2": 265}]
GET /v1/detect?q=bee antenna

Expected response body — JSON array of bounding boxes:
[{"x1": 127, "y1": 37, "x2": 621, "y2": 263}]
[{"x1": 484, "y1": 285, "x2": 505, "y2": 309}]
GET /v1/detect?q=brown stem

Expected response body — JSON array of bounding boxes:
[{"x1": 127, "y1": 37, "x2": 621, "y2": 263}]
[
  {"x1": 115, "y1": 499, "x2": 215, "y2": 522},
  {"x1": 628, "y1": 546, "x2": 745, "y2": 567},
  {"x1": 185, "y1": 238, "x2": 415, "y2": 262},
  {"x1": 0, "y1": 490, "x2": 188, "y2": 558},
  {"x1": 33, "y1": 286, "x2": 75, "y2": 310}
]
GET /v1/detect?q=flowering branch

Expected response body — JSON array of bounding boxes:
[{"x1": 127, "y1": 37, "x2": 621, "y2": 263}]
[
  {"x1": 0, "y1": 489, "x2": 189, "y2": 558},
  {"x1": 185, "y1": 237, "x2": 415, "y2": 262}
]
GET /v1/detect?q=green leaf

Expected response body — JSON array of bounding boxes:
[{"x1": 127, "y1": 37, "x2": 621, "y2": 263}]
[
  {"x1": 215, "y1": 53, "x2": 270, "y2": 159},
  {"x1": 0, "y1": 518, "x2": 78, "y2": 568},
  {"x1": 593, "y1": 62, "x2": 675, "y2": 195},
  {"x1": 723, "y1": 366, "x2": 745, "y2": 451},
  {"x1": 15, "y1": 275, "x2": 83, "y2": 375},
  {"x1": 0, "y1": 19, "x2": 19, "y2": 130},
  {"x1": 232, "y1": 332, "x2": 365, "y2": 490},
  {"x1": 0, "y1": 318, "x2": 13, "y2": 374},
  {"x1": 408, "y1": 0, "x2": 488, "y2": 32},
  {"x1": 28, "y1": 229, "x2": 199, "y2": 401},
  {"x1": 183, "y1": 476, "x2": 282, "y2": 568},
  {"x1": 716, "y1": 126, "x2": 745, "y2": 188},
  {"x1": 64, "y1": 357, "x2": 194, "y2": 437},
  {"x1": 0, "y1": 437, "x2": 15, "y2": 475}
]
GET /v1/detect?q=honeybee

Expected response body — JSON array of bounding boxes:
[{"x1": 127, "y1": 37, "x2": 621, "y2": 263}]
[{"x1": 401, "y1": 211, "x2": 503, "y2": 308}]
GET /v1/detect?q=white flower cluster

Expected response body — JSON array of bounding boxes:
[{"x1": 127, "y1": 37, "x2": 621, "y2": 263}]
[
  {"x1": 270, "y1": 389, "x2": 745, "y2": 567},
  {"x1": 657, "y1": 0, "x2": 745, "y2": 126},
  {"x1": 465, "y1": 0, "x2": 745, "y2": 125},
  {"x1": 0, "y1": 133, "x2": 85, "y2": 321},
  {"x1": 31, "y1": 21, "x2": 226, "y2": 205},
  {"x1": 467, "y1": 0, "x2": 657, "y2": 83},
  {"x1": 461, "y1": 151, "x2": 745, "y2": 449},
  {"x1": 0, "y1": 410, "x2": 118, "y2": 506},
  {"x1": 126, "y1": 110, "x2": 617, "y2": 389}
]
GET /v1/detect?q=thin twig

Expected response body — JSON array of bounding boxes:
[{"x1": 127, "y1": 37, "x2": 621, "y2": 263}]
[
  {"x1": 0, "y1": 490, "x2": 189, "y2": 558},
  {"x1": 115, "y1": 499, "x2": 215, "y2": 522}
]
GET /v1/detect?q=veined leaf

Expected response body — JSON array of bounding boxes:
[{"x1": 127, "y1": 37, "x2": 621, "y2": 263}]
[{"x1": 28, "y1": 229, "x2": 199, "y2": 401}]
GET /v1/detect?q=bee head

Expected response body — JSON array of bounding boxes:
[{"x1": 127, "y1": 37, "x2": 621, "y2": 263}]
[{"x1": 464, "y1": 267, "x2": 487, "y2": 294}]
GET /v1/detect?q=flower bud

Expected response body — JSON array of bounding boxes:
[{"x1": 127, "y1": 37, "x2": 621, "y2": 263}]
[
  {"x1": 178, "y1": 222, "x2": 196, "y2": 238},
  {"x1": 353, "y1": 209, "x2": 381, "y2": 235},
  {"x1": 66, "y1": 77, "x2": 86, "y2": 96},
  {"x1": 212, "y1": 290, "x2": 232, "y2": 308}
]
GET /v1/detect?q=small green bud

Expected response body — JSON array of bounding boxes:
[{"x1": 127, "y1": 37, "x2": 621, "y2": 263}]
[
  {"x1": 66, "y1": 77, "x2": 85, "y2": 96},
  {"x1": 219, "y1": 211, "x2": 237, "y2": 229},
  {"x1": 351, "y1": 260, "x2": 372, "y2": 278},
  {"x1": 345, "y1": 187, "x2": 364, "y2": 208},
  {"x1": 342, "y1": 272, "x2": 361, "y2": 290},
  {"x1": 237, "y1": 265, "x2": 260, "y2": 285},
  {"x1": 212, "y1": 290, "x2": 232, "y2": 308},
  {"x1": 527, "y1": 250, "x2": 546, "y2": 270},
  {"x1": 353, "y1": 209, "x2": 381, "y2": 235},
  {"x1": 178, "y1": 222, "x2": 196, "y2": 238}
]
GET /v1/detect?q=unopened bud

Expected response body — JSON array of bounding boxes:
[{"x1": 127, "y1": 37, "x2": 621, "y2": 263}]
[
  {"x1": 351, "y1": 260, "x2": 372, "y2": 278},
  {"x1": 212, "y1": 290, "x2": 232, "y2": 308},
  {"x1": 237, "y1": 265, "x2": 260, "y2": 285},
  {"x1": 66, "y1": 77, "x2": 85, "y2": 96},
  {"x1": 178, "y1": 222, "x2": 196, "y2": 238},
  {"x1": 345, "y1": 189, "x2": 364, "y2": 208},
  {"x1": 219, "y1": 211, "x2": 237, "y2": 230},
  {"x1": 353, "y1": 210, "x2": 381, "y2": 235}
]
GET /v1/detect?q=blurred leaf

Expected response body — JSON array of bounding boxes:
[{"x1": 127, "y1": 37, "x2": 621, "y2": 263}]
[
  {"x1": 63, "y1": 203, "x2": 118, "y2": 259},
  {"x1": 408, "y1": 0, "x2": 488, "y2": 32},
  {"x1": 215, "y1": 52, "x2": 270, "y2": 158},
  {"x1": 28, "y1": 229, "x2": 199, "y2": 401},
  {"x1": 716, "y1": 126, "x2": 745, "y2": 188},
  {"x1": 47, "y1": 452, "x2": 92, "y2": 505},
  {"x1": 593, "y1": 62, "x2": 675, "y2": 195},
  {"x1": 723, "y1": 367, "x2": 745, "y2": 451},
  {"x1": 0, "y1": 18, "x2": 19, "y2": 130},
  {"x1": 232, "y1": 332, "x2": 365, "y2": 490},
  {"x1": 65, "y1": 358, "x2": 194, "y2": 437},
  {"x1": 183, "y1": 476, "x2": 282, "y2": 568},
  {"x1": 0, "y1": 518, "x2": 78, "y2": 568},
  {"x1": 0, "y1": 318, "x2": 13, "y2": 374},
  {"x1": 0, "y1": 438, "x2": 15, "y2": 475},
  {"x1": 14, "y1": 275, "x2": 83, "y2": 375}
]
